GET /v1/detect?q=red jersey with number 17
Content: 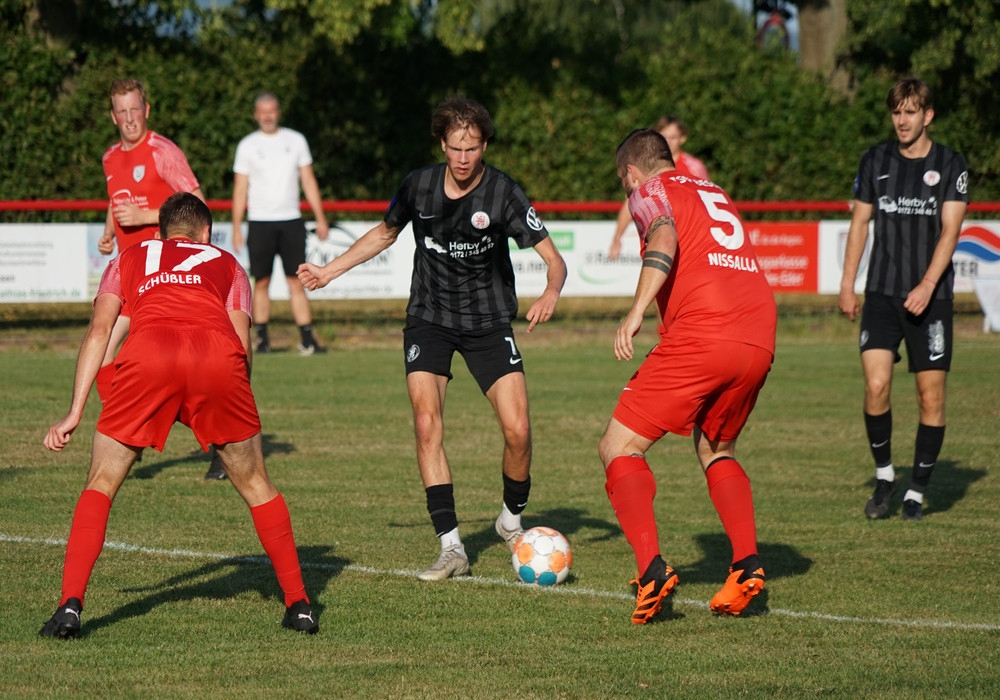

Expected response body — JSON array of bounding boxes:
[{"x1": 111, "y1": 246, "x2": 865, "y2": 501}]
[
  {"x1": 628, "y1": 172, "x2": 775, "y2": 354},
  {"x1": 98, "y1": 238, "x2": 252, "y2": 346},
  {"x1": 102, "y1": 131, "x2": 200, "y2": 250}
]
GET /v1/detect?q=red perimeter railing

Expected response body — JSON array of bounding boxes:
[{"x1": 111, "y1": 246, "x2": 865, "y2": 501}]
[{"x1": 2, "y1": 200, "x2": 1000, "y2": 214}]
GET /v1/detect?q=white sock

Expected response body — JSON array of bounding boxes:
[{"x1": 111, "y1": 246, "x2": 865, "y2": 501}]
[
  {"x1": 499, "y1": 503, "x2": 521, "y2": 531},
  {"x1": 903, "y1": 489, "x2": 923, "y2": 504},
  {"x1": 440, "y1": 528, "x2": 462, "y2": 551},
  {"x1": 875, "y1": 464, "x2": 895, "y2": 482}
]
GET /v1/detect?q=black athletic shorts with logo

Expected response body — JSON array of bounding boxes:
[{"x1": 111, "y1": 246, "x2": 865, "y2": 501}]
[
  {"x1": 859, "y1": 292, "x2": 952, "y2": 373},
  {"x1": 402, "y1": 316, "x2": 524, "y2": 394},
  {"x1": 247, "y1": 219, "x2": 307, "y2": 278}
]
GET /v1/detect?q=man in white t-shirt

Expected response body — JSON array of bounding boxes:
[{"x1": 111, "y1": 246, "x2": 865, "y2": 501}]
[{"x1": 232, "y1": 92, "x2": 329, "y2": 355}]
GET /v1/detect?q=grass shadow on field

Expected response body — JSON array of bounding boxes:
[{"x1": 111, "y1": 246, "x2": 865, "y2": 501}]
[
  {"x1": 80, "y1": 544, "x2": 343, "y2": 637},
  {"x1": 129, "y1": 433, "x2": 297, "y2": 480},
  {"x1": 926, "y1": 461, "x2": 987, "y2": 515},
  {"x1": 867, "y1": 460, "x2": 986, "y2": 517},
  {"x1": 449, "y1": 507, "x2": 620, "y2": 568},
  {"x1": 678, "y1": 533, "x2": 812, "y2": 586}
]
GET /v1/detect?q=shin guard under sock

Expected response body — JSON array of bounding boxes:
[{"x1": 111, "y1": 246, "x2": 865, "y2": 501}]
[
  {"x1": 605, "y1": 455, "x2": 659, "y2": 575},
  {"x1": 250, "y1": 494, "x2": 307, "y2": 607},
  {"x1": 705, "y1": 457, "x2": 758, "y2": 565},
  {"x1": 425, "y1": 484, "x2": 459, "y2": 537},
  {"x1": 61, "y1": 489, "x2": 113, "y2": 607}
]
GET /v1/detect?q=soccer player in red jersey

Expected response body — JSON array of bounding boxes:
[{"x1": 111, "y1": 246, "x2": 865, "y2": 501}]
[
  {"x1": 609, "y1": 115, "x2": 709, "y2": 261},
  {"x1": 599, "y1": 129, "x2": 776, "y2": 622},
  {"x1": 97, "y1": 79, "x2": 222, "y2": 477},
  {"x1": 100, "y1": 79, "x2": 203, "y2": 255},
  {"x1": 97, "y1": 79, "x2": 203, "y2": 383},
  {"x1": 40, "y1": 193, "x2": 317, "y2": 638}
]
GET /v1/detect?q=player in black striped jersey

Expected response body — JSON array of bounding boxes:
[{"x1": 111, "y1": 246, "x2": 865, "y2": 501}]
[
  {"x1": 298, "y1": 97, "x2": 566, "y2": 579},
  {"x1": 839, "y1": 78, "x2": 968, "y2": 521}
]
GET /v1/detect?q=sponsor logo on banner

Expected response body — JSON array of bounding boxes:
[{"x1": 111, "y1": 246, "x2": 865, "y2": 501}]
[
  {"x1": 748, "y1": 222, "x2": 819, "y2": 292},
  {"x1": 954, "y1": 224, "x2": 1000, "y2": 331}
]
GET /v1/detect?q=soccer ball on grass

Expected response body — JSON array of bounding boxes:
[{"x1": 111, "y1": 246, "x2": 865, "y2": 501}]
[{"x1": 512, "y1": 526, "x2": 572, "y2": 586}]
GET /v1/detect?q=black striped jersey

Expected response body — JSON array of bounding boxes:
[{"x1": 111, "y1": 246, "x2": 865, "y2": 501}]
[
  {"x1": 384, "y1": 163, "x2": 549, "y2": 331},
  {"x1": 854, "y1": 141, "x2": 968, "y2": 299}
]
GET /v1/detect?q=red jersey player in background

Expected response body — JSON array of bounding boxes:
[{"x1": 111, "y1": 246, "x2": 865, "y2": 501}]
[
  {"x1": 598, "y1": 129, "x2": 776, "y2": 623},
  {"x1": 97, "y1": 79, "x2": 203, "y2": 389},
  {"x1": 608, "y1": 114, "x2": 709, "y2": 260},
  {"x1": 40, "y1": 192, "x2": 317, "y2": 638},
  {"x1": 97, "y1": 79, "x2": 223, "y2": 478},
  {"x1": 100, "y1": 79, "x2": 203, "y2": 255}
]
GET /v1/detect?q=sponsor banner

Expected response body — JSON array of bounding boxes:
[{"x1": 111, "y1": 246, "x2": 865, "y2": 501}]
[
  {"x1": 0, "y1": 224, "x2": 88, "y2": 302},
  {"x1": 954, "y1": 223, "x2": 1000, "y2": 331},
  {"x1": 817, "y1": 220, "x2": 871, "y2": 294},
  {"x1": 748, "y1": 222, "x2": 818, "y2": 292},
  {"x1": 4, "y1": 220, "x2": 1000, "y2": 327}
]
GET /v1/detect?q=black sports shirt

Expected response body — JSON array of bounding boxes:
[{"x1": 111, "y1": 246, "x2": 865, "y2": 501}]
[
  {"x1": 384, "y1": 163, "x2": 549, "y2": 331},
  {"x1": 854, "y1": 141, "x2": 969, "y2": 299}
]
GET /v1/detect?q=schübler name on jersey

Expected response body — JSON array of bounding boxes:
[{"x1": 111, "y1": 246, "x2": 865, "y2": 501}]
[
  {"x1": 707, "y1": 252, "x2": 759, "y2": 272},
  {"x1": 137, "y1": 272, "x2": 203, "y2": 295}
]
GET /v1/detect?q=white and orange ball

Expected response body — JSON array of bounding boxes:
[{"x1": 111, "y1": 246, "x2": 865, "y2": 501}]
[{"x1": 512, "y1": 526, "x2": 572, "y2": 586}]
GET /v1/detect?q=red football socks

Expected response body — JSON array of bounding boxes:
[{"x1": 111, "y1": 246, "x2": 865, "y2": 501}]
[
  {"x1": 605, "y1": 455, "x2": 660, "y2": 575},
  {"x1": 60, "y1": 489, "x2": 113, "y2": 607},
  {"x1": 705, "y1": 457, "x2": 758, "y2": 564},
  {"x1": 250, "y1": 494, "x2": 308, "y2": 607}
]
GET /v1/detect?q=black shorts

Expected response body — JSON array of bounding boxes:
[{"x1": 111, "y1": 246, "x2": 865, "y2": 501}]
[
  {"x1": 247, "y1": 219, "x2": 307, "y2": 278},
  {"x1": 859, "y1": 292, "x2": 952, "y2": 372},
  {"x1": 402, "y1": 317, "x2": 524, "y2": 394}
]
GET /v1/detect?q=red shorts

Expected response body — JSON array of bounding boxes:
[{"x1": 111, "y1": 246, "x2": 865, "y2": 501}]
[
  {"x1": 613, "y1": 335, "x2": 773, "y2": 442},
  {"x1": 97, "y1": 326, "x2": 261, "y2": 451}
]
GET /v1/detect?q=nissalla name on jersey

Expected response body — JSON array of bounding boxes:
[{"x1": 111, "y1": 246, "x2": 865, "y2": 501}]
[
  {"x1": 668, "y1": 173, "x2": 715, "y2": 188},
  {"x1": 877, "y1": 195, "x2": 938, "y2": 216},
  {"x1": 707, "y1": 252, "x2": 759, "y2": 272},
  {"x1": 137, "y1": 272, "x2": 203, "y2": 296}
]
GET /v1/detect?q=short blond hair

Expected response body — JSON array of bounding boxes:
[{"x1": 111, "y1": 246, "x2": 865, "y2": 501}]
[{"x1": 109, "y1": 79, "x2": 147, "y2": 108}]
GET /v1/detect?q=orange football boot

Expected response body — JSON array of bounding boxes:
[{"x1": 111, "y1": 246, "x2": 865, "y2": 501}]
[
  {"x1": 630, "y1": 555, "x2": 679, "y2": 624},
  {"x1": 710, "y1": 561, "x2": 765, "y2": 615}
]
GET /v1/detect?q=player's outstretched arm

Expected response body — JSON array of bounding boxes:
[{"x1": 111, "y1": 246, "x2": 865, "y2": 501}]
[
  {"x1": 44, "y1": 294, "x2": 121, "y2": 451},
  {"x1": 297, "y1": 221, "x2": 403, "y2": 290},
  {"x1": 525, "y1": 237, "x2": 567, "y2": 332}
]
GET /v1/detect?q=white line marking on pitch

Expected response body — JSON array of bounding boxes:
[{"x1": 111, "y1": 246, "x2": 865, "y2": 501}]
[{"x1": 4, "y1": 532, "x2": 998, "y2": 632}]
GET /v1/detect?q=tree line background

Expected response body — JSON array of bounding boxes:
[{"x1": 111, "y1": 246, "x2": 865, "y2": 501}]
[{"x1": 2, "y1": 0, "x2": 998, "y2": 224}]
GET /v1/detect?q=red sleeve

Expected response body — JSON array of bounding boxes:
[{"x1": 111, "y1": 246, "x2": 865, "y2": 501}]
[
  {"x1": 96, "y1": 255, "x2": 125, "y2": 305},
  {"x1": 151, "y1": 135, "x2": 200, "y2": 194},
  {"x1": 226, "y1": 261, "x2": 252, "y2": 315},
  {"x1": 628, "y1": 176, "x2": 675, "y2": 241}
]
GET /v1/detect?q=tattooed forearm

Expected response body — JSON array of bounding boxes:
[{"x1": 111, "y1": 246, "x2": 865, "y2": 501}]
[{"x1": 642, "y1": 250, "x2": 673, "y2": 275}]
